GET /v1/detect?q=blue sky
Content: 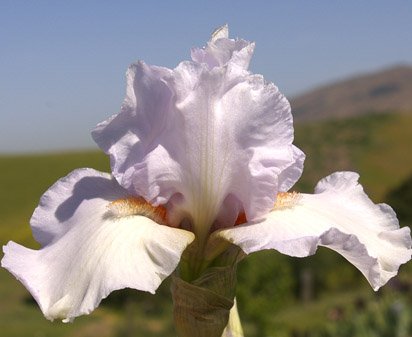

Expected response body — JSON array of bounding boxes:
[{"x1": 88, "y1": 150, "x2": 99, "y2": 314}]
[{"x1": 1, "y1": 1, "x2": 411, "y2": 153}]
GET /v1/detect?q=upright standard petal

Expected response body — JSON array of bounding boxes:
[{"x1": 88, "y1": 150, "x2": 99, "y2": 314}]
[
  {"x1": 216, "y1": 172, "x2": 412, "y2": 290},
  {"x1": 1, "y1": 168, "x2": 194, "y2": 322},
  {"x1": 191, "y1": 25, "x2": 255, "y2": 70},
  {"x1": 93, "y1": 28, "x2": 304, "y2": 240}
]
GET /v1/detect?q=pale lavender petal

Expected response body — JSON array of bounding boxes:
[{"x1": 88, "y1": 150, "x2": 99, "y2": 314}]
[
  {"x1": 278, "y1": 145, "x2": 305, "y2": 192},
  {"x1": 92, "y1": 27, "x2": 304, "y2": 239},
  {"x1": 92, "y1": 62, "x2": 175, "y2": 195},
  {"x1": 1, "y1": 169, "x2": 194, "y2": 322},
  {"x1": 191, "y1": 24, "x2": 255, "y2": 70},
  {"x1": 93, "y1": 57, "x2": 300, "y2": 239},
  {"x1": 216, "y1": 172, "x2": 412, "y2": 290}
]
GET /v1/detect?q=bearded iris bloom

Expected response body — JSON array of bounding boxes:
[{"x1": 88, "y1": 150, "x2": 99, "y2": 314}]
[{"x1": 2, "y1": 25, "x2": 411, "y2": 336}]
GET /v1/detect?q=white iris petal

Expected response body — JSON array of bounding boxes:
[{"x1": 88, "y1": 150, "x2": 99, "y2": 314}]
[
  {"x1": 215, "y1": 172, "x2": 412, "y2": 290},
  {"x1": 2, "y1": 169, "x2": 194, "y2": 322}
]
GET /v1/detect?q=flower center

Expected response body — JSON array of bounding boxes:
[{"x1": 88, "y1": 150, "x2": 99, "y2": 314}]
[
  {"x1": 107, "y1": 197, "x2": 167, "y2": 225},
  {"x1": 274, "y1": 191, "x2": 301, "y2": 210},
  {"x1": 233, "y1": 192, "x2": 301, "y2": 226},
  {"x1": 234, "y1": 212, "x2": 247, "y2": 226}
]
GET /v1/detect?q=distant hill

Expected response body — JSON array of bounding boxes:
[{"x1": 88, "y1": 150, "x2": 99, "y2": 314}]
[{"x1": 291, "y1": 65, "x2": 412, "y2": 121}]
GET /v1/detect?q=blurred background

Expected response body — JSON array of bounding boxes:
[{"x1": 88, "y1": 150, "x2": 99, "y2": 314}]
[{"x1": 1, "y1": 1, "x2": 412, "y2": 336}]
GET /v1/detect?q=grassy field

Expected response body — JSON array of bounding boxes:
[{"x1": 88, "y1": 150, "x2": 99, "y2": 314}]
[
  {"x1": 0, "y1": 112, "x2": 411, "y2": 336},
  {"x1": 295, "y1": 112, "x2": 412, "y2": 203},
  {"x1": 0, "y1": 152, "x2": 110, "y2": 247}
]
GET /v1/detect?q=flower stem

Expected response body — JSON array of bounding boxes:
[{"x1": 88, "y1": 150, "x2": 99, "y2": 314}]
[
  {"x1": 171, "y1": 269, "x2": 235, "y2": 337},
  {"x1": 172, "y1": 245, "x2": 244, "y2": 337}
]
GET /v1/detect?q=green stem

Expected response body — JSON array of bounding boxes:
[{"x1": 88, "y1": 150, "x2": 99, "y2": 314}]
[
  {"x1": 173, "y1": 242, "x2": 245, "y2": 337},
  {"x1": 171, "y1": 269, "x2": 235, "y2": 337}
]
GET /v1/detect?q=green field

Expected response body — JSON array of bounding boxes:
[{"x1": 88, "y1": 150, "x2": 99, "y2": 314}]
[
  {"x1": 295, "y1": 113, "x2": 412, "y2": 202},
  {"x1": 1, "y1": 112, "x2": 412, "y2": 336}
]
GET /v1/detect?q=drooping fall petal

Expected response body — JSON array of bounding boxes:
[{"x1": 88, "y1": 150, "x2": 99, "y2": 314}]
[
  {"x1": 92, "y1": 26, "x2": 304, "y2": 239},
  {"x1": 215, "y1": 172, "x2": 412, "y2": 290},
  {"x1": 1, "y1": 168, "x2": 194, "y2": 322}
]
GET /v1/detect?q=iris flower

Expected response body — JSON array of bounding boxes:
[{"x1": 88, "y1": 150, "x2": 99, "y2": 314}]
[{"x1": 2, "y1": 25, "x2": 411, "y2": 335}]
